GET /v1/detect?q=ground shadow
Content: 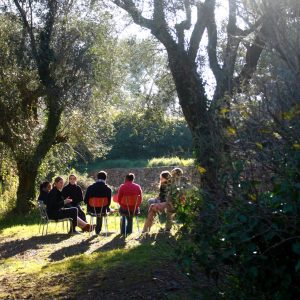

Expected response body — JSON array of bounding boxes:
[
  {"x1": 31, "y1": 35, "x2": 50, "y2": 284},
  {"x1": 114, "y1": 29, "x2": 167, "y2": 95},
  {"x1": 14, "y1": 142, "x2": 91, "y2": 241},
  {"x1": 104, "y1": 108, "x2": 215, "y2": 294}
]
[
  {"x1": 49, "y1": 235, "x2": 98, "y2": 262},
  {"x1": 0, "y1": 234, "x2": 70, "y2": 259},
  {"x1": 60, "y1": 234, "x2": 201, "y2": 300},
  {"x1": 0, "y1": 211, "x2": 40, "y2": 232},
  {"x1": 93, "y1": 234, "x2": 126, "y2": 252}
]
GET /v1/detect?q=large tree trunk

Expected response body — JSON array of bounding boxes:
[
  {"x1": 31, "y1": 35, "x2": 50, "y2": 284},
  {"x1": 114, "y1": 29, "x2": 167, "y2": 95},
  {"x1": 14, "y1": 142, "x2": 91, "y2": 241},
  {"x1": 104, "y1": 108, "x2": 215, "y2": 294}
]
[
  {"x1": 167, "y1": 49, "x2": 224, "y2": 196},
  {"x1": 15, "y1": 160, "x2": 39, "y2": 213},
  {"x1": 14, "y1": 106, "x2": 62, "y2": 214}
]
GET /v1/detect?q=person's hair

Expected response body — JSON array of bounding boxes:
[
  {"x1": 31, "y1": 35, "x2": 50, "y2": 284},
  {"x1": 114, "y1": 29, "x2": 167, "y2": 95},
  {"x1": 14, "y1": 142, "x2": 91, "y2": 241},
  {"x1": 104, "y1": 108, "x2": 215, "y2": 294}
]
[
  {"x1": 159, "y1": 171, "x2": 171, "y2": 187},
  {"x1": 54, "y1": 176, "x2": 63, "y2": 186},
  {"x1": 160, "y1": 171, "x2": 171, "y2": 180},
  {"x1": 69, "y1": 174, "x2": 77, "y2": 180},
  {"x1": 125, "y1": 173, "x2": 135, "y2": 181},
  {"x1": 40, "y1": 181, "x2": 51, "y2": 193},
  {"x1": 97, "y1": 171, "x2": 107, "y2": 180},
  {"x1": 171, "y1": 167, "x2": 183, "y2": 178}
]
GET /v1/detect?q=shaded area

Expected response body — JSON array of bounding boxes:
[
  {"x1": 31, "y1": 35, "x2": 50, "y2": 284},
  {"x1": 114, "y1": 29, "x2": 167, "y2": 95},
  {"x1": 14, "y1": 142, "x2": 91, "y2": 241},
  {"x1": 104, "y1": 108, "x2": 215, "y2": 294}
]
[
  {"x1": 48, "y1": 235, "x2": 98, "y2": 261},
  {"x1": 45, "y1": 234, "x2": 202, "y2": 299},
  {"x1": 0, "y1": 211, "x2": 40, "y2": 231},
  {"x1": 0, "y1": 234, "x2": 70, "y2": 259}
]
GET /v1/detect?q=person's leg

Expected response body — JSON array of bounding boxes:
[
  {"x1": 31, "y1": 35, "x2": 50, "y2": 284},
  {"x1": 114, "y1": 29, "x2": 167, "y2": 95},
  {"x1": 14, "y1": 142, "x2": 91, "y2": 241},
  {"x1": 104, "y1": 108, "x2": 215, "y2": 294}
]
[
  {"x1": 59, "y1": 208, "x2": 78, "y2": 231},
  {"x1": 120, "y1": 216, "x2": 126, "y2": 234},
  {"x1": 126, "y1": 216, "x2": 133, "y2": 234},
  {"x1": 77, "y1": 205, "x2": 87, "y2": 222},
  {"x1": 147, "y1": 198, "x2": 160, "y2": 206},
  {"x1": 165, "y1": 203, "x2": 175, "y2": 231},
  {"x1": 96, "y1": 216, "x2": 103, "y2": 234},
  {"x1": 142, "y1": 203, "x2": 167, "y2": 233}
]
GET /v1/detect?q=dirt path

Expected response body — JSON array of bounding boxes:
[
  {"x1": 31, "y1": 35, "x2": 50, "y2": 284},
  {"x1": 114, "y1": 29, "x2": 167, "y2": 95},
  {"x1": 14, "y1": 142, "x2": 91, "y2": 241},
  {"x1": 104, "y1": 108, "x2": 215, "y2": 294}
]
[{"x1": 0, "y1": 231, "x2": 205, "y2": 299}]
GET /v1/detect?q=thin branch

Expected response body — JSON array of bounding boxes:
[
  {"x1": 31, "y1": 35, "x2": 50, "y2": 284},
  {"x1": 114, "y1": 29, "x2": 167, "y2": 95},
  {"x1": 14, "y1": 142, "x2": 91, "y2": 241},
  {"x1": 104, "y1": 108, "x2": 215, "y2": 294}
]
[
  {"x1": 175, "y1": 0, "x2": 191, "y2": 49},
  {"x1": 188, "y1": 0, "x2": 214, "y2": 61},
  {"x1": 206, "y1": 0, "x2": 222, "y2": 82},
  {"x1": 113, "y1": 0, "x2": 153, "y2": 29},
  {"x1": 13, "y1": 0, "x2": 39, "y2": 63}
]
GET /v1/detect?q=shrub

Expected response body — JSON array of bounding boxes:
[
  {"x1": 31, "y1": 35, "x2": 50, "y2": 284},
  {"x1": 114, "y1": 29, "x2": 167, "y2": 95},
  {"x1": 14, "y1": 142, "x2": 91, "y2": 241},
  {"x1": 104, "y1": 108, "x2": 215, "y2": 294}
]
[{"x1": 148, "y1": 157, "x2": 194, "y2": 167}]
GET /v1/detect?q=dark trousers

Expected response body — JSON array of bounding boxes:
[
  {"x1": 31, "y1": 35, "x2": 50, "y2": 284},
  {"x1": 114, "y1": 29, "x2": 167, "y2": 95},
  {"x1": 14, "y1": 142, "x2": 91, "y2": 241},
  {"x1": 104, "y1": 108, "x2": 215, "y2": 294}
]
[
  {"x1": 48, "y1": 207, "x2": 78, "y2": 231},
  {"x1": 120, "y1": 216, "x2": 133, "y2": 234},
  {"x1": 96, "y1": 216, "x2": 103, "y2": 234},
  {"x1": 77, "y1": 205, "x2": 87, "y2": 222}
]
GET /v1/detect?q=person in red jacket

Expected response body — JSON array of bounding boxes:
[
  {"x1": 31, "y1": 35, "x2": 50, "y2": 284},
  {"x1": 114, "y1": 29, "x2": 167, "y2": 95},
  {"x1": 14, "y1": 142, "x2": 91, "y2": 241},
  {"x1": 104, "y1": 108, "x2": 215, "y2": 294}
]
[{"x1": 117, "y1": 173, "x2": 142, "y2": 235}]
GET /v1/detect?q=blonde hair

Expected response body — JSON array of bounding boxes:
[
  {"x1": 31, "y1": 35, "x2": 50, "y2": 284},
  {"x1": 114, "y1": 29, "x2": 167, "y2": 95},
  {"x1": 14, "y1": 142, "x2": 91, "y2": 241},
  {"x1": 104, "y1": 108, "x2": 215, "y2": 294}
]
[{"x1": 171, "y1": 167, "x2": 183, "y2": 178}]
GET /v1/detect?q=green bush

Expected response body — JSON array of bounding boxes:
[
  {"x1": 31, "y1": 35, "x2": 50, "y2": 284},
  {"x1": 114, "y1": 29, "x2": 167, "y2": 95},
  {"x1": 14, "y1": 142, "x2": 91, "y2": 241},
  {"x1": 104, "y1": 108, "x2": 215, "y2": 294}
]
[
  {"x1": 0, "y1": 157, "x2": 18, "y2": 215},
  {"x1": 177, "y1": 151, "x2": 300, "y2": 299},
  {"x1": 148, "y1": 157, "x2": 194, "y2": 167}
]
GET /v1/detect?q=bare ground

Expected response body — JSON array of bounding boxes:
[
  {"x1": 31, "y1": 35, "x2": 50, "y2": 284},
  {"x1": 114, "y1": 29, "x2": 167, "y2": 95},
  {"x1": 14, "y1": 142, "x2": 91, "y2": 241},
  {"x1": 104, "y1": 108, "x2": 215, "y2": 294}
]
[{"x1": 0, "y1": 230, "x2": 208, "y2": 300}]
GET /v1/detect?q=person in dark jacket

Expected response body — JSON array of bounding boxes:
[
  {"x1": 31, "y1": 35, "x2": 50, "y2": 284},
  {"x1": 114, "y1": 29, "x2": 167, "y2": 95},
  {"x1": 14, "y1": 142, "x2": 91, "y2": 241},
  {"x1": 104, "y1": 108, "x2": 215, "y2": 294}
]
[
  {"x1": 38, "y1": 181, "x2": 52, "y2": 205},
  {"x1": 84, "y1": 171, "x2": 112, "y2": 235},
  {"x1": 47, "y1": 176, "x2": 94, "y2": 234},
  {"x1": 62, "y1": 174, "x2": 87, "y2": 222}
]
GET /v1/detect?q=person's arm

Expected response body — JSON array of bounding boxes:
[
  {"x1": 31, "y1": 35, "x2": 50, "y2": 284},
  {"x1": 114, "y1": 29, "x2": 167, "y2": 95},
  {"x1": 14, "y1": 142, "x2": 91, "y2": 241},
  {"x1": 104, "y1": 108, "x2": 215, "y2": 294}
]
[
  {"x1": 107, "y1": 188, "x2": 112, "y2": 207},
  {"x1": 61, "y1": 186, "x2": 68, "y2": 199},
  {"x1": 78, "y1": 186, "x2": 84, "y2": 203},
  {"x1": 84, "y1": 187, "x2": 90, "y2": 204},
  {"x1": 47, "y1": 189, "x2": 64, "y2": 212},
  {"x1": 117, "y1": 185, "x2": 123, "y2": 204},
  {"x1": 138, "y1": 186, "x2": 143, "y2": 206}
]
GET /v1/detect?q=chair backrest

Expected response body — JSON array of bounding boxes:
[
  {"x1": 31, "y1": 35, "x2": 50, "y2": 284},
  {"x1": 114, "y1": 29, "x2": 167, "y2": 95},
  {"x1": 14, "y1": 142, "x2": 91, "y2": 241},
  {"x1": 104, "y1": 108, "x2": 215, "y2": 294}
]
[
  {"x1": 120, "y1": 195, "x2": 141, "y2": 215},
  {"x1": 88, "y1": 197, "x2": 109, "y2": 208},
  {"x1": 38, "y1": 201, "x2": 49, "y2": 221}
]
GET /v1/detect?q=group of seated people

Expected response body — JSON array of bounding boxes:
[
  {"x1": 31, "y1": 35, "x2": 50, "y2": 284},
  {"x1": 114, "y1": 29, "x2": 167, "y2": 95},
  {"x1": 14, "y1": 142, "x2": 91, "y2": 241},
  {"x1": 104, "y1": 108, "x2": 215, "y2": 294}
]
[{"x1": 38, "y1": 167, "x2": 188, "y2": 235}]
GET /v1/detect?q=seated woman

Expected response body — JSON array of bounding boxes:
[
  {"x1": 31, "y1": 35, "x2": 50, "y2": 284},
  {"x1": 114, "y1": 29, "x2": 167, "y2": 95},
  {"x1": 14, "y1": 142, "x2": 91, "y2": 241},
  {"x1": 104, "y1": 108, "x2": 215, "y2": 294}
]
[
  {"x1": 142, "y1": 168, "x2": 185, "y2": 234},
  {"x1": 47, "y1": 176, "x2": 94, "y2": 234},
  {"x1": 147, "y1": 171, "x2": 171, "y2": 206},
  {"x1": 38, "y1": 181, "x2": 52, "y2": 205}
]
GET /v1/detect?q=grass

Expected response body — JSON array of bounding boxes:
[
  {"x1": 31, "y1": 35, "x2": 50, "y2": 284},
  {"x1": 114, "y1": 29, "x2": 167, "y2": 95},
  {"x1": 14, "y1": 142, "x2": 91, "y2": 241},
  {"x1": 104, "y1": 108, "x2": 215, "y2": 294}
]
[
  {"x1": 0, "y1": 210, "x2": 202, "y2": 299},
  {"x1": 148, "y1": 156, "x2": 194, "y2": 167},
  {"x1": 79, "y1": 156, "x2": 195, "y2": 173}
]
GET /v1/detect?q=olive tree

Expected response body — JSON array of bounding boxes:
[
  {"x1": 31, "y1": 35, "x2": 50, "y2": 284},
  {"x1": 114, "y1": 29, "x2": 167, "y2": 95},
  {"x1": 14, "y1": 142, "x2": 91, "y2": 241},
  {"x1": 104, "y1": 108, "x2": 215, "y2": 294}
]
[
  {"x1": 109, "y1": 0, "x2": 270, "y2": 197},
  {"x1": 0, "y1": 1, "x2": 106, "y2": 213}
]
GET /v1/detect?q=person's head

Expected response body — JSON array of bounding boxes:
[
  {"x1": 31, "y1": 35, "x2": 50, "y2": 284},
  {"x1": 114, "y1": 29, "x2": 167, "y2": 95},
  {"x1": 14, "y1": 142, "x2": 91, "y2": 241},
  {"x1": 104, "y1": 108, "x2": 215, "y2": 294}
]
[
  {"x1": 53, "y1": 176, "x2": 64, "y2": 191},
  {"x1": 97, "y1": 171, "x2": 107, "y2": 181},
  {"x1": 125, "y1": 173, "x2": 135, "y2": 182},
  {"x1": 160, "y1": 171, "x2": 171, "y2": 184},
  {"x1": 171, "y1": 167, "x2": 183, "y2": 179},
  {"x1": 68, "y1": 174, "x2": 77, "y2": 185},
  {"x1": 40, "y1": 181, "x2": 51, "y2": 193}
]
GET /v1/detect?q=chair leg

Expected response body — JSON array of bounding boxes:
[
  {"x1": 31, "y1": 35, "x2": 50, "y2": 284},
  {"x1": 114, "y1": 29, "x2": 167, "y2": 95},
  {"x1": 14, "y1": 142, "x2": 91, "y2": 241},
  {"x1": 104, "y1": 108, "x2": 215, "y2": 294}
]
[
  {"x1": 105, "y1": 216, "x2": 108, "y2": 237},
  {"x1": 45, "y1": 222, "x2": 49, "y2": 235},
  {"x1": 136, "y1": 216, "x2": 140, "y2": 234},
  {"x1": 89, "y1": 216, "x2": 94, "y2": 236},
  {"x1": 41, "y1": 222, "x2": 45, "y2": 236}
]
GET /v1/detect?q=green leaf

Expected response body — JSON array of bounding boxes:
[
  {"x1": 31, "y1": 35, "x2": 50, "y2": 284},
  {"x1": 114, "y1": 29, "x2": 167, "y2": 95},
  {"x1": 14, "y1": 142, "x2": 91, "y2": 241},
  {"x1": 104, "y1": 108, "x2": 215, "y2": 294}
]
[
  {"x1": 292, "y1": 242, "x2": 300, "y2": 255},
  {"x1": 295, "y1": 260, "x2": 300, "y2": 272}
]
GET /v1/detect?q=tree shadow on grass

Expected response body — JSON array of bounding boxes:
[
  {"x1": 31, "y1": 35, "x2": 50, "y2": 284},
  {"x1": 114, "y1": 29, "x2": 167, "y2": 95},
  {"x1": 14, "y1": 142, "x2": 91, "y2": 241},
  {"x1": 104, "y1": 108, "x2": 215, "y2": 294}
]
[
  {"x1": 48, "y1": 235, "x2": 98, "y2": 262},
  {"x1": 0, "y1": 234, "x2": 70, "y2": 259},
  {"x1": 59, "y1": 233, "x2": 198, "y2": 300},
  {"x1": 93, "y1": 234, "x2": 127, "y2": 252},
  {"x1": 0, "y1": 211, "x2": 40, "y2": 232}
]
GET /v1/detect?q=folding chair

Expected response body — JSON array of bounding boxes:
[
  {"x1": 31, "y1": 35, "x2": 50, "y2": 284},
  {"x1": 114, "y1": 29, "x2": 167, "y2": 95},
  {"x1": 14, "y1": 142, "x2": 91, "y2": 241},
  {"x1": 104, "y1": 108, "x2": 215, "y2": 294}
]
[
  {"x1": 37, "y1": 201, "x2": 71, "y2": 235},
  {"x1": 87, "y1": 197, "x2": 109, "y2": 236},
  {"x1": 120, "y1": 195, "x2": 141, "y2": 236}
]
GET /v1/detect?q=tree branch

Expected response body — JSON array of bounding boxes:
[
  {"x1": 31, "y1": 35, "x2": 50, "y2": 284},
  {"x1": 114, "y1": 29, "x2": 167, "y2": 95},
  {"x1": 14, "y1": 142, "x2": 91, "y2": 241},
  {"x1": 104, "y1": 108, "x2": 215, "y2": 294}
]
[
  {"x1": 113, "y1": 0, "x2": 154, "y2": 29},
  {"x1": 233, "y1": 26, "x2": 265, "y2": 90},
  {"x1": 206, "y1": 0, "x2": 222, "y2": 82},
  {"x1": 13, "y1": 0, "x2": 39, "y2": 63},
  {"x1": 188, "y1": 0, "x2": 214, "y2": 61},
  {"x1": 174, "y1": 0, "x2": 191, "y2": 49}
]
